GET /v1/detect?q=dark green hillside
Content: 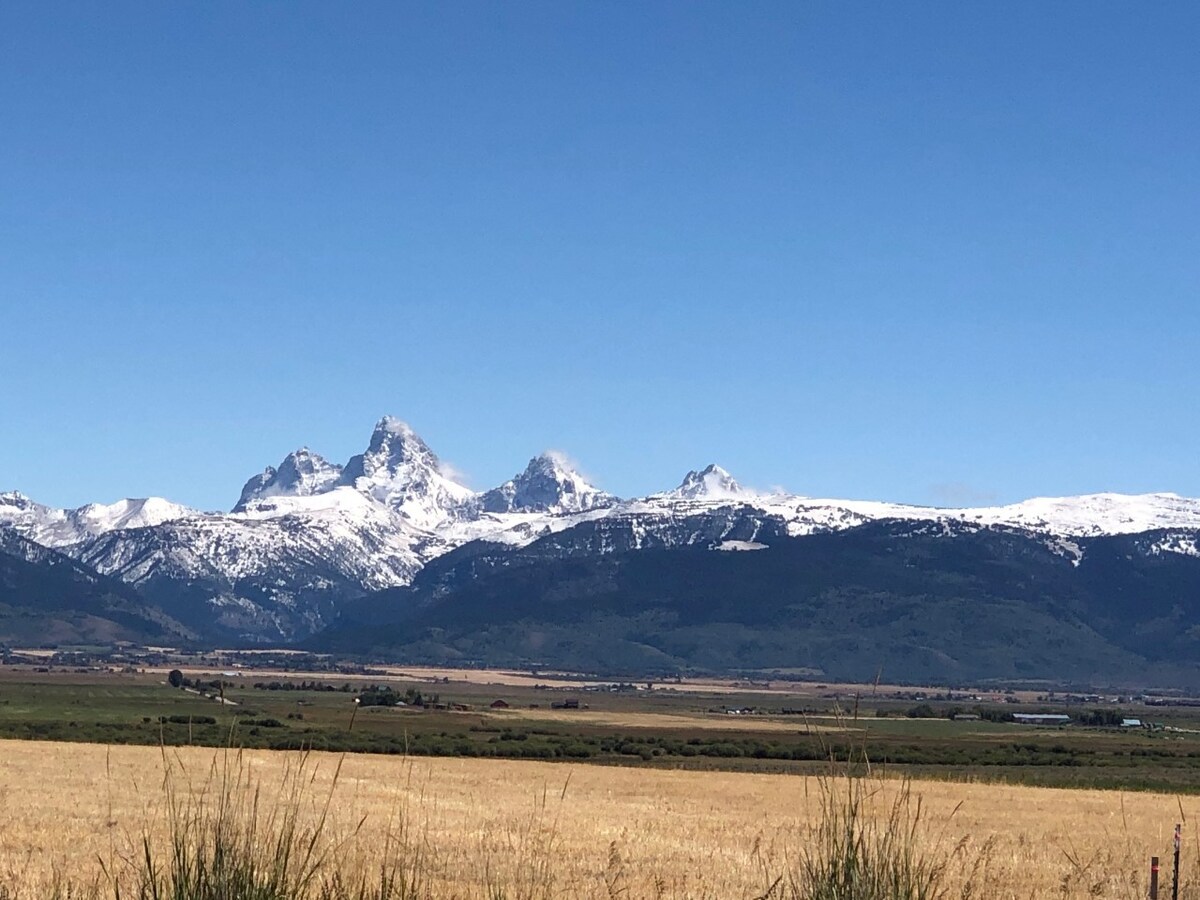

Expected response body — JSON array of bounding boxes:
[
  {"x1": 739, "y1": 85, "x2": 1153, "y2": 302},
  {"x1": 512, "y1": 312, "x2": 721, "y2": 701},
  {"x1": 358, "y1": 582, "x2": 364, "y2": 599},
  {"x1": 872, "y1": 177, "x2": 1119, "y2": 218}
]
[
  {"x1": 317, "y1": 521, "x2": 1200, "y2": 685},
  {"x1": 0, "y1": 529, "x2": 193, "y2": 645}
]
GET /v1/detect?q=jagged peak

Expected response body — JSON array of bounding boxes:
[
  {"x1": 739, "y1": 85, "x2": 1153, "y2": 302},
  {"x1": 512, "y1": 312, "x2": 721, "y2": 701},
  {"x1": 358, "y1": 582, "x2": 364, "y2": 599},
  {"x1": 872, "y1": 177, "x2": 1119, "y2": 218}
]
[
  {"x1": 671, "y1": 464, "x2": 746, "y2": 501},
  {"x1": 335, "y1": 417, "x2": 474, "y2": 526},
  {"x1": 281, "y1": 445, "x2": 337, "y2": 468},
  {"x1": 526, "y1": 450, "x2": 583, "y2": 477},
  {"x1": 480, "y1": 451, "x2": 614, "y2": 514},
  {"x1": 374, "y1": 415, "x2": 418, "y2": 438},
  {"x1": 353, "y1": 416, "x2": 437, "y2": 473},
  {"x1": 360, "y1": 418, "x2": 433, "y2": 467},
  {"x1": 538, "y1": 449, "x2": 572, "y2": 465},
  {"x1": 234, "y1": 445, "x2": 343, "y2": 512}
]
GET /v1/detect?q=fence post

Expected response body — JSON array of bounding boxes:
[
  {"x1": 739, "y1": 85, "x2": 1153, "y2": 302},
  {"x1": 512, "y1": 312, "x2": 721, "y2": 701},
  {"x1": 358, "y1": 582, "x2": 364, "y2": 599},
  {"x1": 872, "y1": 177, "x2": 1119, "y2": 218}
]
[
  {"x1": 1172, "y1": 824, "x2": 1181, "y2": 900},
  {"x1": 1151, "y1": 855, "x2": 1159, "y2": 899}
]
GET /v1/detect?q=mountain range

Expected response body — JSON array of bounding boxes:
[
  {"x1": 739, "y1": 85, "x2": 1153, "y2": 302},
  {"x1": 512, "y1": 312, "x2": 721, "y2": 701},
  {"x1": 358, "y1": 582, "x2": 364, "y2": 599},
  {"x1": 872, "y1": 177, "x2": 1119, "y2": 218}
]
[{"x1": 3, "y1": 416, "x2": 1199, "y2": 685}]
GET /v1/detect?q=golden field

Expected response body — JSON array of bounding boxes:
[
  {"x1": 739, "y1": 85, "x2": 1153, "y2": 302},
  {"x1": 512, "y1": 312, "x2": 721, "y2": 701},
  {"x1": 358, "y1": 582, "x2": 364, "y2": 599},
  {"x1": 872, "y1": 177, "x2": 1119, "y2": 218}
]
[{"x1": 0, "y1": 738, "x2": 1194, "y2": 898}]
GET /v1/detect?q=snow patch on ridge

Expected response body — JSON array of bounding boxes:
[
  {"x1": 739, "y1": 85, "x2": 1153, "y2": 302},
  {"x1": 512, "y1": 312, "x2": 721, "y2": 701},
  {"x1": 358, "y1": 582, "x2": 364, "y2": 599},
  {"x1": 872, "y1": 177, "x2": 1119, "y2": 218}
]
[
  {"x1": 0, "y1": 491, "x2": 196, "y2": 546},
  {"x1": 1147, "y1": 533, "x2": 1200, "y2": 559}
]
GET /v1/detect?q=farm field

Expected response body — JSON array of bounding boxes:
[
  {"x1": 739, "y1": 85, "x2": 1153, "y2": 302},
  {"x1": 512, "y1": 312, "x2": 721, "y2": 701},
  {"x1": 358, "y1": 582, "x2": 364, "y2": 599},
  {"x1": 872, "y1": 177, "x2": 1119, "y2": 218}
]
[
  {"x1": 5, "y1": 664, "x2": 1200, "y2": 793},
  {"x1": 140, "y1": 658, "x2": 1050, "y2": 701},
  {"x1": 11, "y1": 662, "x2": 1200, "y2": 796},
  {"x1": 0, "y1": 738, "x2": 1195, "y2": 898}
]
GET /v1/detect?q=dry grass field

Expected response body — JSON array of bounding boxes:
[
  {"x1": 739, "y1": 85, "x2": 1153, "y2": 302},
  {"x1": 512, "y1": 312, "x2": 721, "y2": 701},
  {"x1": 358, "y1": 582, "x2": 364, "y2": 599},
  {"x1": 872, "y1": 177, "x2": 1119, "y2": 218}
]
[{"x1": 1, "y1": 738, "x2": 1197, "y2": 898}]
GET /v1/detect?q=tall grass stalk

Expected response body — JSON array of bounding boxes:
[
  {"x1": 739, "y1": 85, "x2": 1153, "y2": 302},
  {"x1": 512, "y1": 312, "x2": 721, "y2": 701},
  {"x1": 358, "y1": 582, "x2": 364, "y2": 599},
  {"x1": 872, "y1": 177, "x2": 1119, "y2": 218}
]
[
  {"x1": 94, "y1": 746, "x2": 434, "y2": 900},
  {"x1": 482, "y1": 772, "x2": 570, "y2": 900},
  {"x1": 767, "y1": 775, "x2": 951, "y2": 900},
  {"x1": 761, "y1": 701, "x2": 961, "y2": 900}
]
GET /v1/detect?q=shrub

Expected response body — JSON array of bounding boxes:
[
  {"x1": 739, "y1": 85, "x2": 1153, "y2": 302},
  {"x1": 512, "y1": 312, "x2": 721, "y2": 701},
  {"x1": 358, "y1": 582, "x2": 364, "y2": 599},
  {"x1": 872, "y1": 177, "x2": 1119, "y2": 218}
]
[
  {"x1": 131, "y1": 750, "x2": 432, "y2": 900},
  {"x1": 765, "y1": 773, "x2": 954, "y2": 900},
  {"x1": 159, "y1": 715, "x2": 217, "y2": 726},
  {"x1": 905, "y1": 704, "x2": 938, "y2": 719}
]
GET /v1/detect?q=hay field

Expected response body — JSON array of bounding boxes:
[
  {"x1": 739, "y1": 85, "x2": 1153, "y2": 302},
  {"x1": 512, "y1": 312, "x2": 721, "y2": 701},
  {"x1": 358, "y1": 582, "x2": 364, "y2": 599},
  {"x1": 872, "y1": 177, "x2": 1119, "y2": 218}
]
[{"x1": 0, "y1": 738, "x2": 1191, "y2": 898}]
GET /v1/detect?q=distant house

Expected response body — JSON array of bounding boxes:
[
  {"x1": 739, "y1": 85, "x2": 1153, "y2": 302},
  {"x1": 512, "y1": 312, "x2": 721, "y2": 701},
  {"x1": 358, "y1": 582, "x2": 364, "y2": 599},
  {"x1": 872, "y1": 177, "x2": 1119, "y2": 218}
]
[
  {"x1": 490, "y1": 699, "x2": 510, "y2": 709},
  {"x1": 1121, "y1": 718, "x2": 1143, "y2": 728},
  {"x1": 1013, "y1": 713, "x2": 1071, "y2": 726},
  {"x1": 952, "y1": 713, "x2": 980, "y2": 721}
]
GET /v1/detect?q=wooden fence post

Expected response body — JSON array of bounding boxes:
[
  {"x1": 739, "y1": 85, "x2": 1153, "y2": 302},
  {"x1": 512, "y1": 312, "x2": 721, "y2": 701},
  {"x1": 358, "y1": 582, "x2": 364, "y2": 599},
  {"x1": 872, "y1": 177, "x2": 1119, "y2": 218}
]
[
  {"x1": 1172, "y1": 824, "x2": 1181, "y2": 900},
  {"x1": 1151, "y1": 855, "x2": 1159, "y2": 899}
]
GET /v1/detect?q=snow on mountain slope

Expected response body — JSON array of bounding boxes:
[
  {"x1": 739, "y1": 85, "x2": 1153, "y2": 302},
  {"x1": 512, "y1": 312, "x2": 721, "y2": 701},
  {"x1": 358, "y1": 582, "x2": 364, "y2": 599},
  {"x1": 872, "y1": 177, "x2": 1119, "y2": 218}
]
[
  {"x1": 664, "y1": 464, "x2": 747, "y2": 501},
  {"x1": 0, "y1": 491, "x2": 196, "y2": 546},
  {"x1": 744, "y1": 491, "x2": 1200, "y2": 540},
  {"x1": 1, "y1": 492, "x2": 83, "y2": 545},
  {"x1": 235, "y1": 448, "x2": 343, "y2": 511},
  {"x1": 479, "y1": 452, "x2": 615, "y2": 515},
  {"x1": 76, "y1": 502, "x2": 439, "y2": 593},
  {"x1": 69, "y1": 493, "x2": 454, "y2": 640},
  {"x1": 4, "y1": 418, "x2": 476, "y2": 639},
  {"x1": 449, "y1": 477, "x2": 1200, "y2": 553},
  {"x1": 336, "y1": 416, "x2": 476, "y2": 528},
  {"x1": 74, "y1": 497, "x2": 197, "y2": 533},
  {"x1": 1143, "y1": 532, "x2": 1200, "y2": 559},
  {"x1": 6, "y1": 416, "x2": 1200, "y2": 643},
  {"x1": 947, "y1": 492, "x2": 1200, "y2": 537}
]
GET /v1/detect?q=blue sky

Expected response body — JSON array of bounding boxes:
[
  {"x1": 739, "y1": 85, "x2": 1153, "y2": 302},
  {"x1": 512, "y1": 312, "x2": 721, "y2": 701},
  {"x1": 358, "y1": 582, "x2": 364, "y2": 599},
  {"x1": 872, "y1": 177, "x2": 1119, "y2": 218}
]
[{"x1": 2, "y1": 2, "x2": 1197, "y2": 511}]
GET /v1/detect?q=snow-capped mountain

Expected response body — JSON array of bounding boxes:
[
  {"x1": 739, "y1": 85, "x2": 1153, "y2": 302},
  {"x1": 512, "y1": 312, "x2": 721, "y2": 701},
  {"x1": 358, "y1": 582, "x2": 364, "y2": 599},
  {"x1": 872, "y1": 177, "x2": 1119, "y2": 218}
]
[
  {"x1": 334, "y1": 416, "x2": 476, "y2": 528},
  {"x1": 741, "y1": 492, "x2": 1200, "y2": 542},
  {"x1": 665, "y1": 464, "x2": 746, "y2": 501},
  {"x1": 480, "y1": 452, "x2": 614, "y2": 515},
  {"x1": 72, "y1": 492, "x2": 450, "y2": 639},
  {"x1": 938, "y1": 492, "x2": 1200, "y2": 537},
  {"x1": 235, "y1": 448, "x2": 343, "y2": 511},
  {"x1": 0, "y1": 418, "x2": 478, "y2": 639},
  {"x1": 4, "y1": 415, "x2": 1200, "y2": 643},
  {"x1": 0, "y1": 491, "x2": 196, "y2": 546}
]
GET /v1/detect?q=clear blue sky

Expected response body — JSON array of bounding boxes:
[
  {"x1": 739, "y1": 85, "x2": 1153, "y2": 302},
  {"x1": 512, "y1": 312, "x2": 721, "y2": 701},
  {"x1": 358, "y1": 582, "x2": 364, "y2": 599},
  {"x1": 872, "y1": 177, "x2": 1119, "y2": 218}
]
[{"x1": 2, "y1": 2, "x2": 1198, "y2": 512}]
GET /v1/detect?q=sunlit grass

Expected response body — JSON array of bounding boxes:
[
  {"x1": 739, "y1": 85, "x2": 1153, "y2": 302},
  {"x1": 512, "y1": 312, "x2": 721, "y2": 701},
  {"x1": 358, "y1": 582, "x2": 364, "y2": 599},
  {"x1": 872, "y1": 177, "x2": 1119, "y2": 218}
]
[{"x1": 0, "y1": 738, "x2": 1189, "y2": 898}]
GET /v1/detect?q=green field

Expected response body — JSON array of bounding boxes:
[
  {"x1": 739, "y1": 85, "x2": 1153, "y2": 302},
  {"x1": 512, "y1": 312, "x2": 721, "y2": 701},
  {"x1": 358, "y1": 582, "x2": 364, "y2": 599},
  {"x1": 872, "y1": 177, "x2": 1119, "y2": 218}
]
[{"x1": 3, "y1": 664, "x2": 1200, "y2": 792}]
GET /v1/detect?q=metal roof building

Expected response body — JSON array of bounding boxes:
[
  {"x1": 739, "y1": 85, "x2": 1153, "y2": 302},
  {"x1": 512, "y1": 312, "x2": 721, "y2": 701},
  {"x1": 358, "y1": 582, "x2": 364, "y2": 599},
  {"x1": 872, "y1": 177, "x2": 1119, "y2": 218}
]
[{"x1": 1012, "y1": 713, "x2": 1071, "y2": 725}]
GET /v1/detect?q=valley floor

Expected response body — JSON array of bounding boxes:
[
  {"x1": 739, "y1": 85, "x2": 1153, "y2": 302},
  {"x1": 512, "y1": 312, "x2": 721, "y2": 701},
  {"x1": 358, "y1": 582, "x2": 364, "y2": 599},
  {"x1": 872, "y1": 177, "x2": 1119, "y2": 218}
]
[{"x1": 0, "y1": 738, "x2": 1192, "y2": 898}]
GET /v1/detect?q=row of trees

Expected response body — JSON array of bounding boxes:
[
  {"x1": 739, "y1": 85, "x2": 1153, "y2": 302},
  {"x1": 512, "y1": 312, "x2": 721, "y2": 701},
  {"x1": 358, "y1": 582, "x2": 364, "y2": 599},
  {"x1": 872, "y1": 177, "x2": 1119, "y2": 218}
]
[
  {"x1": 253, "y1": 680, "x2": 354, "y2": 692},
  {"x1": 166, "y1": 670, "x2": 232, "y2": 693},
  {"x1": 357, "y1": 685, "x2": 439, "y2": 708}
]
